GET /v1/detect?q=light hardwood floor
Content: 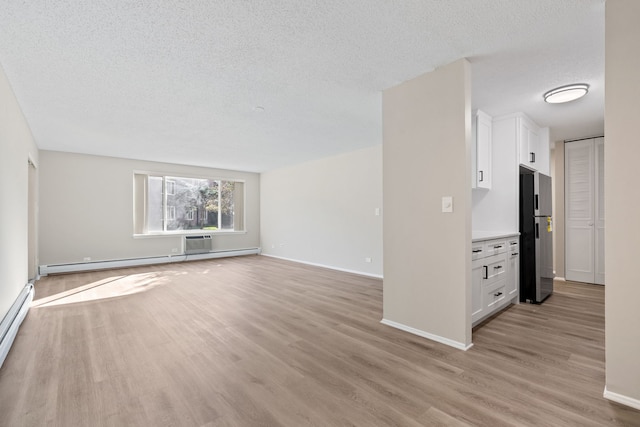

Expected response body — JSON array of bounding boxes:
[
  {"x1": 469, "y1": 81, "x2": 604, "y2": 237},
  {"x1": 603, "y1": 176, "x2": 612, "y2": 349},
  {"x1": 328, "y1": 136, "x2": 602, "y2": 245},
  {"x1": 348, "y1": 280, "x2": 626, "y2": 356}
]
[{"x1": 0, "y1": 255, "x2": 638, "y2": 426}]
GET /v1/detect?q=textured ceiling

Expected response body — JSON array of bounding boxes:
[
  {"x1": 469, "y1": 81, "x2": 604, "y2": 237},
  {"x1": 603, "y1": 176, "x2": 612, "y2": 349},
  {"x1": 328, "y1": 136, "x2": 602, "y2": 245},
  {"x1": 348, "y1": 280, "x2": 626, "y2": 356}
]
[{"x1": 0, "y1": 1, "x2": 604, "y2": 172}]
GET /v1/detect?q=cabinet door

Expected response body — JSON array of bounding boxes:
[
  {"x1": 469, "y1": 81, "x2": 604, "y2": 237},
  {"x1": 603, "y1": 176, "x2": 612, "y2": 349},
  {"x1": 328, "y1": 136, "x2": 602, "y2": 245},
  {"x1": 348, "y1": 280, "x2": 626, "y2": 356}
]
[
  {"x1": 472, "y1": 242, "x2": 486, "y2": 261},
  {"x1": 536, "y1": 127, "x2": 551, "y2": 175},
  {"x1": 519, "y1": 119, "x2": 531, "y2": 166},
  {"x1": 507, "y1": 251, "x2": 519, "y2": 299},
  {"x1": 519, "y1": 118, "x2": 539, "y2": 169},
  {"x1": 485, "y1": 280, "x2": 507, "y2": 312},
  {"x1": 527, "y1": 127, "x2": 539, "y2": 167},
  {"x1": 471, "y1": 261, "x2": 485, "y2": 323},
  {"x1": 476, "y1": 111, "x2": 492, "y2": 189}
]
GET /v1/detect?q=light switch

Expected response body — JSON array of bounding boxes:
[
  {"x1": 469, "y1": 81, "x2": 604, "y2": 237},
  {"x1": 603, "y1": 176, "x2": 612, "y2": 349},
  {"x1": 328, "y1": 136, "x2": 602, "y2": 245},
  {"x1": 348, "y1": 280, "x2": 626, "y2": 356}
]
[
  {"x1": 374, "y1": 207, "x2": 380, "y2": 216},
  {"x1": 442, "y1": 196, "x2": 453, "y2": 213}
]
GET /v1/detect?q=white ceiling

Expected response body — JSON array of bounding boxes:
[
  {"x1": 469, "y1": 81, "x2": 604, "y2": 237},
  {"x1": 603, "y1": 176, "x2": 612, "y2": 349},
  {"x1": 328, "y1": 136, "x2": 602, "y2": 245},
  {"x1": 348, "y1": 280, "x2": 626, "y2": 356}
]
[{"x1": 0, "y1": 1, "x2": 604, "y2": 172}]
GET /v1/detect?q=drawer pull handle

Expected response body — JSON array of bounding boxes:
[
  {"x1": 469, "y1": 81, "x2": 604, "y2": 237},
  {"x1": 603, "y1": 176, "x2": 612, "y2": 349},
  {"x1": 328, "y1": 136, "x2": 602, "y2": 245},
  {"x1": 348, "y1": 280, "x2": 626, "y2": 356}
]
[
  {"x1": 512, "y1": 252, "x2": 519, "y2": 256},
  {"x1": 510, "y1": 242, "x2": 518, "y2": 245},
  {"x1": 483, "y1": 266, "x2": 488, "y2": 279},
  {"x1": 494, "y1": 245, "x2": 503, "y2": 249},
  {"x1": 472, "y1": 249, "x2": 482, "y2": 253},
  {"x1": 494, "y1": 292, "x2": 503, "y2": 297},
  {"x1": 493, "y1": 266, "x2": 503, "y2": 270},
  {"x1": 479, "y1": 170, "x2": 484, "y2": 182}
]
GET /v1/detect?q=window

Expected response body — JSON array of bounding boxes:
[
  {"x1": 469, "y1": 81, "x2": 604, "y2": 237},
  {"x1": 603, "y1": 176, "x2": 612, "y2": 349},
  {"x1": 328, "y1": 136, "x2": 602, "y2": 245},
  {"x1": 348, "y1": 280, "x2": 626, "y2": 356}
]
[
  {"x1": 166, "y1": 180, "x2": 176, "y2": 195},
  {"x1": 166, "y1": 205, "x2": 176, "y2": 221},
  {"x1": 134, "y1": 173, "x2": 245, "y2": 234},
  {"x1": 185, "y1": 208, "x2": 196, "y2": 221}
]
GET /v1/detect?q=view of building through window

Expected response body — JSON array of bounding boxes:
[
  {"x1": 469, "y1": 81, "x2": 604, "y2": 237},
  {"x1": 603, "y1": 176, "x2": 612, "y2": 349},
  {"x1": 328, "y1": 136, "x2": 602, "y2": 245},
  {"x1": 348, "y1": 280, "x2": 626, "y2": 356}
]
[{"x1": 146, "y1": 176, "x2": 238, "y2": 232}]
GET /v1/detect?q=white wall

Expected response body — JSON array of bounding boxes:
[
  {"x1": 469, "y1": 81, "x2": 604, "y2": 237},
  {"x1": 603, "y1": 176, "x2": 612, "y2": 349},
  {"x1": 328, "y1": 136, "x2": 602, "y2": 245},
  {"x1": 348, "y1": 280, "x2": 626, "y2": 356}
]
[
  {"x1": 0, "y1": 64, "x2": 39, "y2": 322},
  {"x1": 260, "y1": 145, "x2": 383, "y2": 277},
  {"x1": 39, "y1": 151, "x2": 260, "y2": 266},
  {"x1": 604, "y1": 0, "x2": 640, "y2": 409},
  {"x1": 382, "y1": 59, "x2": 472, "y2": 349}
]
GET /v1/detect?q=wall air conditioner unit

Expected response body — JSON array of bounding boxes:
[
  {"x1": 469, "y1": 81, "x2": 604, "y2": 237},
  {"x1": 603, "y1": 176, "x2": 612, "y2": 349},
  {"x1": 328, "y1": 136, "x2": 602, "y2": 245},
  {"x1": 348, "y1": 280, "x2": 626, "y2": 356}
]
[{"x1": 184, "y1": 235, "x2": 213, "y2": 254}]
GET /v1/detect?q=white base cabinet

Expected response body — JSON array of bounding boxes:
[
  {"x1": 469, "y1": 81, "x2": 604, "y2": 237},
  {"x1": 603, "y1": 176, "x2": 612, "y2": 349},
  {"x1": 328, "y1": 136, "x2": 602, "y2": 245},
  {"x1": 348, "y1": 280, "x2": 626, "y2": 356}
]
[{"x1": 472, "y1": 235, "x2": 519, "y2": 326}]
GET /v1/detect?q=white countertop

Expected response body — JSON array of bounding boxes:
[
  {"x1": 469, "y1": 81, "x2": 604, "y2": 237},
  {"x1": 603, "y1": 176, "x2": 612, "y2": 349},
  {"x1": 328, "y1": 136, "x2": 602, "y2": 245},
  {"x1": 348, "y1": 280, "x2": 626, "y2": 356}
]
[{"x1": 472, "y1": 231, "x2": 519, "y2": 242}]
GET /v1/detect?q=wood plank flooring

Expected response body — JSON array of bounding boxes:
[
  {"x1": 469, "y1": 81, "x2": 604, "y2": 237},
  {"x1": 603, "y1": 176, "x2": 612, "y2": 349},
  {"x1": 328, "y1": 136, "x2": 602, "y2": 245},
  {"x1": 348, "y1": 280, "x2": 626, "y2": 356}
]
[{"x1": 0, "y1": 255, "x2": 639, "y2": 426}]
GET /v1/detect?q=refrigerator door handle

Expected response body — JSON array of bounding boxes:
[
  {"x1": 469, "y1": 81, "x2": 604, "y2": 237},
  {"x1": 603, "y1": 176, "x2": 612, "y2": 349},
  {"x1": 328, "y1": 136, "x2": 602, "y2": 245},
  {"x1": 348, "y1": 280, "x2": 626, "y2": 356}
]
[
  {"x1": 535, "y1": 194, "x2": 539, "y2": 210},
  {"x1": 535, "y1": 223, "x2": 539, "y2": 239}
]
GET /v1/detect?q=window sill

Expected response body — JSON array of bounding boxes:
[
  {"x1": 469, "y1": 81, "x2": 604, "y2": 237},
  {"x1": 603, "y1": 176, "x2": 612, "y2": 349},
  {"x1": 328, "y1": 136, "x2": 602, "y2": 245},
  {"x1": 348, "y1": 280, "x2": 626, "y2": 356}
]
[{"x1": 133, "y1": 230, "x2": 247, "y2": 239}]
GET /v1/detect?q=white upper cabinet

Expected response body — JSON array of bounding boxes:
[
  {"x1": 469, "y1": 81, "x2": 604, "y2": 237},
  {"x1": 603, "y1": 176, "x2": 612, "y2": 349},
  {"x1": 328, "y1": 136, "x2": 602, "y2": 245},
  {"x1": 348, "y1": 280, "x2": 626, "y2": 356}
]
[
  {"x1": 472, "y1": 110, "x2": 492, "y2": 189},
  {"x1": 518, "y1": 115, "x2": 539, "y2": 169},
  {"x1": 536, "y1": 127, "x2": 550, "y2": 176},
  {"x1": 493, "y1": 113, "x2": 549, "y2": 174}
]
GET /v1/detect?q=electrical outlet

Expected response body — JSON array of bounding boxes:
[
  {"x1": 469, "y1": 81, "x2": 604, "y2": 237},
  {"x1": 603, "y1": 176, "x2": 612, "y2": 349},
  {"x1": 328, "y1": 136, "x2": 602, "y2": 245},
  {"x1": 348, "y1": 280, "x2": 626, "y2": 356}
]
[
  {"x1": 374, "y1": 208, "x2": 380, "y2": 216},
  {"x1": 365, "y1": 257, "x2": 372, "y2": 263}
]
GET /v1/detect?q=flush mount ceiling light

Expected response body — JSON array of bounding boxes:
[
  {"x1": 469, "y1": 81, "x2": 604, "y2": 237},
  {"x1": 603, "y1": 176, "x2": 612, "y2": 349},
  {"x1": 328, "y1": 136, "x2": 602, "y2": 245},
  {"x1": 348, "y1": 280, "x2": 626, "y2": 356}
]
[{"x1": 543, "y1": 84, "x2": 589, "y2": 104}]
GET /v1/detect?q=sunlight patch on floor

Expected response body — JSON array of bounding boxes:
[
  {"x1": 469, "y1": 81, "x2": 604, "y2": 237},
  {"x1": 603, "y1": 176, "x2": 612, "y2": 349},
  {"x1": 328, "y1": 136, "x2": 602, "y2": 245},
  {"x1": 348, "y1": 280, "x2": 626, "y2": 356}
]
[{"x1": 32, "y1": 272, "x2": 168, "y2": 308}]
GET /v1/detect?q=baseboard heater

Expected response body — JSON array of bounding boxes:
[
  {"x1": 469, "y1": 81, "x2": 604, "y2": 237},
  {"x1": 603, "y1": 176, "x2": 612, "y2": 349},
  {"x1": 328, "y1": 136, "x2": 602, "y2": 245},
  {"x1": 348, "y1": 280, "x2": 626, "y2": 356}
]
[
  {"x1": 39, "y1": 248, "x2": 260, "y2": 276},
  {"x1": 185, "y1": 235, "x2": 213, "y2": 254},
  {"x1": 0, "y1": 283, "x2": 34, "y2": 368}
]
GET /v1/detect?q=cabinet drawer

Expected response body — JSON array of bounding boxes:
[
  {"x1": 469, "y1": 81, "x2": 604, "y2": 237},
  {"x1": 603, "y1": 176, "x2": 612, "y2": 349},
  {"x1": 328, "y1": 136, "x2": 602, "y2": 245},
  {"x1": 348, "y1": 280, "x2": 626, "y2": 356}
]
[
  {"x1": 485, "y1": 281, "x2": 507, "y2": 311},
  {"x1": 472, "y1": 242, "x2": 486, "y2": 260},
  {"x1": 482, "y1": 254, "x2": 507, "y2": 285},
  {"x1": 485, "y1": 240, "x2": 507, "y2": 256}
]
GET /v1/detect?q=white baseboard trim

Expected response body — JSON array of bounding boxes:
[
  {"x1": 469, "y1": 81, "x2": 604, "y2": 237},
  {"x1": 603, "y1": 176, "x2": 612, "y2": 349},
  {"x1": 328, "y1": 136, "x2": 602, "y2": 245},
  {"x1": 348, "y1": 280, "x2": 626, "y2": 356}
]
[
  {"x1": 39, "y1": 248, "x2": 260, "y2": 276},
  {"x1": 604, "y1": 387, "x2": 640, "y2": 411},
  {"x1": 554, "y1": 276, "x2": 566, "y2": 282},
  {"x1": 380, "y1": 318, "x2": 473, "y2": 351},
  {"x1": 260, "y1": 253, "x2": 383, "y2": 279},
  {"x1": 0, "y1": 283, "x2": 34, "y2": 368}
]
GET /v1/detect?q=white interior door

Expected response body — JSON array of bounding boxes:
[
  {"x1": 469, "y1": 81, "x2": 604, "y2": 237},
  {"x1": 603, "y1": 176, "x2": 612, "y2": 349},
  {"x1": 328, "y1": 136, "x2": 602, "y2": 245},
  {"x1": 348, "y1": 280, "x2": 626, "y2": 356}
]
[
  {"x1": 594, "y1": 138, "x2": 605, "y2": 285},
  {"x1": 565, "y1": 140, "x2": 596, "y2": 283}
]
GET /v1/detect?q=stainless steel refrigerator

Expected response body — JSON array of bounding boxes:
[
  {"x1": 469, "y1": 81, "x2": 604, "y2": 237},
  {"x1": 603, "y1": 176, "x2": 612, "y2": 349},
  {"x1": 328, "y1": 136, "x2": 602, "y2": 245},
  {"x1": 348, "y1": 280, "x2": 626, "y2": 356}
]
[{"x1": 519, "y1": 169, "x2": 554, "y2": 303}]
